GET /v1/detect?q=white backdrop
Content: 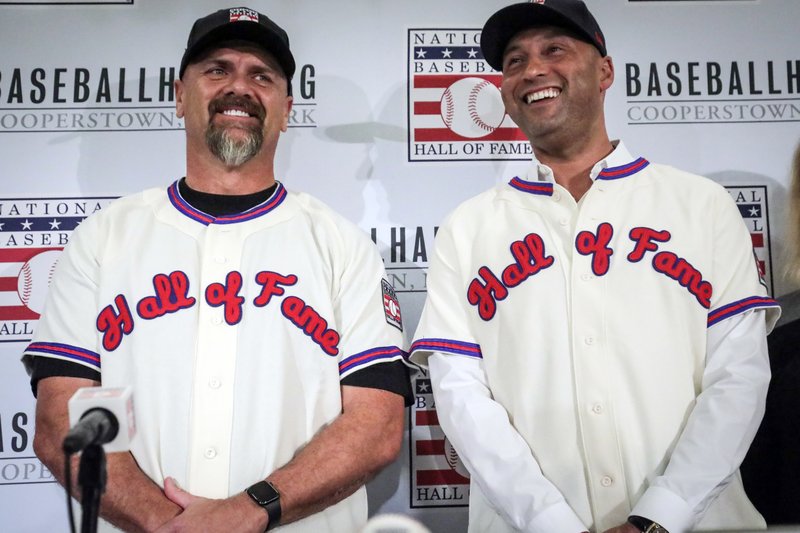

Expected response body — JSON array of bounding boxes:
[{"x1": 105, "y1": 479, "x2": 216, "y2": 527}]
[{"x1": 1, "y1": 1, "x2": 798, "y2": 531}]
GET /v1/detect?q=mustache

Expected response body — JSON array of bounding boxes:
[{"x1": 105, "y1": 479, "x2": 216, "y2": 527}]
[{"x1": 208, "y1": 96, "x2": 266, "y2": 122}]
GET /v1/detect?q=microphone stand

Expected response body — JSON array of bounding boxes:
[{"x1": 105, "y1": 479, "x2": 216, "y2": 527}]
[{"x1": 78, "y1": 444, "x2": 107, "y2": 533}]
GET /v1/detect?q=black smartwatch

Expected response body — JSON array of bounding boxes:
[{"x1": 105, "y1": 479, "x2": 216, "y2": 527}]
[
  {"x1": 628, "y1": 515, "x2": 669, "y2": 533},
  {"x1": 245, "y1": 480, "x2": 281, "y2": 531}
]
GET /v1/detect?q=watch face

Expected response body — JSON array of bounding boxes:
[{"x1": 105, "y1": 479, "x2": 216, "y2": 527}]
[{"x1": 247, "y1": 481, "x2": 279, "y2": 506}]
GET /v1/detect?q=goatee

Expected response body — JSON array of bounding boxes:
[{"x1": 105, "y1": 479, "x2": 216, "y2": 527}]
[
  {"x1": 205, "y1": 95, "x2": 265, "y2": 167},
  {"x1": 206, "y1": 125, "x2": 263, "y2": 167}
]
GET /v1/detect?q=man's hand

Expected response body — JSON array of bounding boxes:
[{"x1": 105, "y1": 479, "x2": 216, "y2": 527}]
[
  {"x1": 602, "y1": 523, "x2": 640, "y2": 533},
  {"x1": 155, "y1": 477, "x2": 267, "y2": 533}
]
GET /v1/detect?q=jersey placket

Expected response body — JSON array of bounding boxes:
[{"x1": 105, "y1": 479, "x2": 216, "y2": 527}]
[
  {"x1": 568, "y1": 181, "x2": 629, "y2": 528},
  {"x1": 187, "y1": 221, "x2": 243, "y2": 497}
]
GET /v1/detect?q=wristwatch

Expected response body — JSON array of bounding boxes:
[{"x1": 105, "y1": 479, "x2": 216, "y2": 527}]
[
  {"x1": 628, "y1": 515, "x2": 669, "y2": 533},
  {"x1": 245, "y1": 480, "x2": 281, "y2": 531}
]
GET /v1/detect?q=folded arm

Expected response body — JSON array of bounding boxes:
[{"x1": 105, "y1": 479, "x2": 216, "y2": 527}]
[
  {"x1": 34, "y1": 376, "x2": 181, "y2": 533},
  {"x1": 157, "y1": 384, "x2": 406, "y2": 532},
  {"x1": 429, "y1": 353, "x2": 588, "y2": 533},
  {"x1": 629, "y1": 310, "x2": 770, "y2": 533}
]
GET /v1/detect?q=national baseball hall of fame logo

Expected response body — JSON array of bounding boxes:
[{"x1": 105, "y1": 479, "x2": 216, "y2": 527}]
[
  {"x1": 408, "y1": 29, "x2": 530, "y2": 162},
  {"x1": 724, "y1": 185, "x2": 774, "y2": 294},
  {"x1": 410, "y1": 375, "x2": 469, "y2": 507},
  {"x1": 0, "y1": 196, "x2": 116, "y2": 342}
]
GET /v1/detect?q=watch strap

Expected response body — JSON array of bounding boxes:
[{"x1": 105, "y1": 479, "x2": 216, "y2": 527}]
[
  {"x1": 245, "y1": 480, "x2": 281, "y2": 531},
  {"x1": 628, "y1": 515, "x2": 669, "y2": 533}
]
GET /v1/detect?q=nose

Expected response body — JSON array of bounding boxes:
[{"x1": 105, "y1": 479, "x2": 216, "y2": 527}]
[
  {"x1": 222, "y1": 69, "x2": 255, "y2": 98},
  {"x1": 520, "y1": 54, "x2": 549, "y2": 80}
]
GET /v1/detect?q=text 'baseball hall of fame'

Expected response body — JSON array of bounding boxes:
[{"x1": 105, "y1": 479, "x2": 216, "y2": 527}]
[{"x1": 408, "y1": 29, "x2": 530, "y2": 162}]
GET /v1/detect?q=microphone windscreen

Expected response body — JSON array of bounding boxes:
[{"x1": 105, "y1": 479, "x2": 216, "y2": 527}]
[{"x1": 67, "y1": 386, "x2": 136, "y2": 453}]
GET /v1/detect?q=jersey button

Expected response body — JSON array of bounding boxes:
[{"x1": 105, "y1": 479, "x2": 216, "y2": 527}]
[
  {"x1": 592, "y1": 403, "x2": 603, "y2": 414},
  {"x1": 553, "y1": 192, "x2": 562, "y2": 201},
  {"x1": 584, "y1": 336, "x2": 595, "y2": 345},
  {"x1": 581, "y1": 273, "x2": 593, "y2": 281},
  {"x1": 204, "y1": 447, "x2": 217, "y2": 459},
  {"x1": 208, "y1": 378, "x2": 222, "y2": 389},
  {"x1": 212, "y1": 316, "x2": 223, "y2": 325},
  {"x1": 559, "y1": 218, "x2": 569, "y2": 226},
  {"x1": 600, "y1": 475, "x2": 613, "y2": 487},
  {"x1": 214, "y1": 256, "x2": 227, "y2": 264}
]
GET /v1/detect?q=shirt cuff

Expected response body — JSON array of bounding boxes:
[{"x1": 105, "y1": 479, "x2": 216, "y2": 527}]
[
  {"x1": 528, "y1": 501, "x2": 587, "y2": 533},
  {"x1": 631, "y1": 486, "x2": 694, "y2": 533}
]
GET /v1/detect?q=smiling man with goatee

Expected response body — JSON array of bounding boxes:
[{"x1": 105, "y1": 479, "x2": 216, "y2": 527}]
[{"x1": 25, "y1": 7, "x2": 412, "y2": 533}]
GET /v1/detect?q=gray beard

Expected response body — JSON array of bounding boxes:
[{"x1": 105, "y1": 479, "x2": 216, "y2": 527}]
[{"x1": 205, "y1": 124, "x2": 263, "y2": 167}]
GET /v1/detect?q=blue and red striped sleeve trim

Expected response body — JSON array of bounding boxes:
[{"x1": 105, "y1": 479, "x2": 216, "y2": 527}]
[
  {"x1": 597, "y1": 157, "x2": 649, "y2": 180},
  {"x1": 508, "y1": 178, "x2": 554, "y2": 196},
  {"x1": 410, "y1": 338, "x2": 482, "y2": 359},
  {"x1": 707, "y1": 296, "x2": 780, "y2": 327},
  {"x1": 167, "y1": 180, "x2": 287, "y2": 225},
  {"x1": 25, "y1": 342, "x2": 101, "y2": 370},
  {"x1": 339, "y1": 345, "x2": 406, "y2": 377}
]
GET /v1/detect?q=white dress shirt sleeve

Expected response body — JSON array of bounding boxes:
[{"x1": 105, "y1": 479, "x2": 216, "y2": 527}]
[
  {"x1": 631, "y1": 309, "x2": 770, "y2": 532},
  {"x1": 429, "y1": 353, "x2": 588, "y2": 533}
]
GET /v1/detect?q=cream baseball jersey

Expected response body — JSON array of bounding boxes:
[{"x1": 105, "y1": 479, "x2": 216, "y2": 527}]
[
  {"x1": 23, "y1": 181, "x2": 406, "y2": 533},
  {"x1": 410, "y1": 148, "x2": 780, "y2": 531}
]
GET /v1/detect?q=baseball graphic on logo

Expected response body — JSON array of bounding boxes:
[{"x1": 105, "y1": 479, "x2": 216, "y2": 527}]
[
  {"x1": 440, "y1": 77, "x2": 506, "y2": 139},
  {"x1": 443, "y1": 436, "x2": 470, "y2": 478},
  {"x1": 17, "y1": 249, "x2": 60, "y2": 315}
]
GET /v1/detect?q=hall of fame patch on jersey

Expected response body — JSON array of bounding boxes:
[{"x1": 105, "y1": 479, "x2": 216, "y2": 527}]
[
  {"x1": 409, "y1": 374, "x2": 469, "y2": 507},
  {"x1": 0, "y1": 196, "x2": 116, "y2": 342},
  {"x1": 407, "y1": 29, "x2": 530, "y2": 162},
  {"x1": 724, "y1": 185, "x2": 773, "y2": 294},
  {"x1": 381, "y1": 279, "x2": 403, "y2": 331}
]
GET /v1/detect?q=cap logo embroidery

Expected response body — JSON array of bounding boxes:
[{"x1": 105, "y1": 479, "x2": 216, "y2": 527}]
[
  {"x1": 595, "y1": 31, "x2": 605, "y2": 47},
  {"x1": 229, "y1": 8, "x2": 259, "y2": 23},
  {"x1": 531, "y1": 0, "x2": 546, "y2": 4}
]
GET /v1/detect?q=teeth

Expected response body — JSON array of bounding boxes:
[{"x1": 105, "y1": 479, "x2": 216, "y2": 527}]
[
  {"x1": 525, "y1": 88, "x2": 561, "y2": 104},
  {"x1": 222, "y1": 109, "x2": 249, "y2": 117}
]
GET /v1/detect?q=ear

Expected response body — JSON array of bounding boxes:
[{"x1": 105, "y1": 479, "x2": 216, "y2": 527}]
[
  {"x1": 280, "y1": 95, "x2": 293, "y2": 133},
  {"x1": 175, "y1": 79, "x2": 185, "y2": 119},
  {"x1": 599, "y1": 55, "x2": 614, "y2": 92}
]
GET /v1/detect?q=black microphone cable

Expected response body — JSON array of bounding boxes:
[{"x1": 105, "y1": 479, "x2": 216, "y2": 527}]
[
  {"x1": 62, "y1": 407, "x2": 118, "y2": 533},
  {"x1": 64, "y1": 448, "x2": 77, "y2": 533}
]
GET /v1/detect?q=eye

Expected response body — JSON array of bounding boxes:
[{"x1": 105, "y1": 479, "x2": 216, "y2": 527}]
[
  {"x1": 503, "y1": 55, "x2": 524, "y2": 70},
  {"x1": 206, "y1": 67, "x2": 226, "y2": 78},
  {"x1": 253, "y1": 72, "x2": 273, "y2": 83}
]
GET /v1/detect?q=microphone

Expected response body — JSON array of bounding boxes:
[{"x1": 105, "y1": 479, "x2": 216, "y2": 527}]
[
  {"x1": 63, "y1": 386, "x2": 136, "y2": 454},
  {"x1": 63, "y1": 408, "x2": 118, "y2": 454}
]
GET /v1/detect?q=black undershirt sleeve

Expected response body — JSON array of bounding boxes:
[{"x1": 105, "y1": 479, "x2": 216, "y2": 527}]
[
  {"x1": 29, "y1": 357, "x2": 100, "y2": 397},
  {"x1": 341, "y1": 360, "x2": 414, "y2": 407}
]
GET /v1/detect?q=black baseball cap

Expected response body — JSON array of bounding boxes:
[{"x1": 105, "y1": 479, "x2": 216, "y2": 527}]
[
  {"x1": 179, "y1": 7, "x2": 296, "y2": 89},
  {"x1": 481, "y1": 0, "x2": 607, "y2": 71}
]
